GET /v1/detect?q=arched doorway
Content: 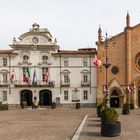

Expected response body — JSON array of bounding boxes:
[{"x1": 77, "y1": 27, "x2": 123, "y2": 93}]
[
  {"x1": 20, "y1": 90, "x2": 32, "y2": 106},
  {"x1": 39, "y1": 90, "x2": 52, "y2": 106},
  {"x1": 110, "y1": 90, "x2": 119, "y2": 107}
]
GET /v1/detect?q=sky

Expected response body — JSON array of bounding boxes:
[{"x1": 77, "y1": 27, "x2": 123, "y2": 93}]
[{"x1": 0, "y1": 0, "x2": 140, "y2": 50}]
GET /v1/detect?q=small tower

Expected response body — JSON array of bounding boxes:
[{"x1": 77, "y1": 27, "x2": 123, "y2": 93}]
[
  {"x1": 98, "y1": 25, "x2": 102, "y2": 42},
  {"x1": 126, "y1": 11, "x2": 130, "y2": 27}
]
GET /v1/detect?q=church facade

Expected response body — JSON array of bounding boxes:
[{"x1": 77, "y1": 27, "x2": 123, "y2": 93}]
[
  {"x1": 96, "y1": 13, "x2": 140, "y2": 108},
  {"x1": 0, "y1": 23, "x2": 97, "y2": 108}
]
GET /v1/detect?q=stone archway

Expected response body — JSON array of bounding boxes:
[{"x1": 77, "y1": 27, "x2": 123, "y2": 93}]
[
  {"x1": 20, "y1": 90, "x2": 33, "y2": 106},
  {"x1": 39, "y1": 90, "x2": 52, "y2": 106}
]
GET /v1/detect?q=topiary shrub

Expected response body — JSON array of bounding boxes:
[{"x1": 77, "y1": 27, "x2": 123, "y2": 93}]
[
  {"x1": 20, "y1": 101, "x2": 27, "y2": 109},
  {"x1": 51, "y1": 102, "x2": 56, "y2": 109},
  {"x1": 123, "y1": 103, "x2": 130, "y2": 109},
  {"x1": 130, "y1": 103, "x2": 134, "y2": 110},
  {"x1": 101, "y1": 108, "x2": 119, "y2": 124},
  {"x1": 97, "y1": 103, "x2": 105, "y2": 117}
]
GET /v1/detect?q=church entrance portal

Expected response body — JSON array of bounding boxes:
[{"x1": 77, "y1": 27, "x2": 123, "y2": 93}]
[
  {"x1": 20, "y1": 90, "x2": 32, "y2": 106},
  {"x1": 39, "y1": 90, "x2": 52, "y2": 106},
  {"x1": 110, "y1": 90, "x2": 119, "y2": 107}
]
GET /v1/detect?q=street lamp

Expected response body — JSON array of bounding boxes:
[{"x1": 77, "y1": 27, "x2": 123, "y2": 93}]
[{"x1": 99, "y1": 32, "x2": 112, "y2": 108}]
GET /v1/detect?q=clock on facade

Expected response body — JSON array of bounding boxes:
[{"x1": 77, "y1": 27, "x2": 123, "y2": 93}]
[{"x1": 32, "y1": 37, "x2": 39, "y2": 44}]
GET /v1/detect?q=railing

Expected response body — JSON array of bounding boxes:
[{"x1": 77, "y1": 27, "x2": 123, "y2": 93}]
[
  {"x1": 81, "y1": 80, "x2": 90, "y2": 86},
  {"x1": 0, "y1": 81, "x2": 9, "y2": 86},
  {"x1": 61, "y1": 81, "x2": 70, "y2": 87},
  {"x1": 14, "y1": 80, "x2": 55, "y2": 87}
]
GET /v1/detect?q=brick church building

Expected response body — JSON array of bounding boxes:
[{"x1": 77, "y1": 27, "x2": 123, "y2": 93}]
[{"x1": 96, "y1": 13, "x2": 140, "y2": 108}]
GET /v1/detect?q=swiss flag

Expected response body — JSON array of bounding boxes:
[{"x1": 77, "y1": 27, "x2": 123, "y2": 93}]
[
  {"x1": 93, "y1": 55, "x2": 101, "y2": 67},
  {"x1": 127, "y1": 86, "x2": 131, "y2": 93}
]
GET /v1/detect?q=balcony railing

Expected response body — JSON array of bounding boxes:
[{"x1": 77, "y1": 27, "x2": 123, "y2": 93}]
[
  {"x1": 61, "y1": 81, "x2": 70, "y2": 87},
  {"x1": 14, "y1": 80, "x2": 55, "y2": 87},
  {"x1": 0, "y1": 81, "x2": 9, "y2": 86},
  {"x1": 81, "y1": 80, "x2": 90, "y2": 87}
]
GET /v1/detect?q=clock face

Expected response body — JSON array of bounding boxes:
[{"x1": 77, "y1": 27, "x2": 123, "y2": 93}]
[{"x1": 32, "y1": 37, "x2": 39, "y2": 44}]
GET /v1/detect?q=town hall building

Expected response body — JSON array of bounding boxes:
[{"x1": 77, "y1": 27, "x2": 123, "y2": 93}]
[{"x1": 0, "y1": 23, "x2": 97, "y2": 108}]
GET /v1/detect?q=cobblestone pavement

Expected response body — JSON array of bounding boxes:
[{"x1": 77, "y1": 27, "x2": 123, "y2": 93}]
[
  {"x1": 79, "y1": 109, "x2": 140, "y2": 140},
  {"x1": 0, "y1": 108, "x2": 94, "y2": 140}
]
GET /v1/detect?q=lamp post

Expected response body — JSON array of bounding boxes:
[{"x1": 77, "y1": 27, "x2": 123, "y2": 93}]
[{"x1": 101, "y1": 32, "x2": 111, "y2": 108}]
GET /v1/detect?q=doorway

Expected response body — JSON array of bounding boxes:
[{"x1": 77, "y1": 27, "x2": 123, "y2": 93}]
[
  {"x1": 110, "y1": 90, "x2": 119, "y2": 107},
  {"x1": 39, "y1": 90, "x2": 52, "y2": 106},
  {"x1": 20, "y1": 90, "x2": 32, "y2": 106}
]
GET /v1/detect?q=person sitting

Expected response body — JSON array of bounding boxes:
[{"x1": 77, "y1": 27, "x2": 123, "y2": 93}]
[{"x1": 32, "y1": 96, "x2": 39, "y2": 109}]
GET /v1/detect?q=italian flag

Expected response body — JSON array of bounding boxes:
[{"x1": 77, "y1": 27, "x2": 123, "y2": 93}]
[{"x1": 25, "y1": 67, "x2": 30, "y2": 84}]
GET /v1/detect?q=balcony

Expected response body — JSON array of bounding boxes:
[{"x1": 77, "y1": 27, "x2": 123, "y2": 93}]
[
  {"x1": 61, "y1": 81, "x2": 70, "y2": 87},
  {"x1": 81, "y1": 80, "x2": 90, "y2": 87},
  {"x1": 0, "y1": 81, "x2": 9, "y2": 87},
  {"x1": 14, "y1": 80, "x2": 55, "y2": 87}
]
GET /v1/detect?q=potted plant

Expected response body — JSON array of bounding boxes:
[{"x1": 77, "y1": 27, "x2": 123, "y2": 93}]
[
  {"x1": 97, "y1": 103, "x2": 105, "y2": 117},
  {"x1": 76, "y1": 102, "x2": 80, "y2": 109},
  {"x1": 122, "y1": 103, "x2": 130, "y2": 115},
  {"x1": 51, "y1": 102, "x2": 56, "y2": 109},
  {"x1": 130, "y1": 103, "x2": 134, "y2": 110},
  {"x1": 20, "y1": 101, "x2": 27, "y2": 109},
  {"x1": 101, "y1": 108, "x2": 121, "y2": 137}
]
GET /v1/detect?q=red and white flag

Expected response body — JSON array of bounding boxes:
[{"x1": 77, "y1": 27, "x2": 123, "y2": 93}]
[
  {"x1": 10, "y1": 66, "x2": 15, "y2": 84},
  {"x1": 93, "y1": 55, "x2": 101, "y2": 67},
  {"x1": 127, "y1": 85, "x2": 131, "y2": 93},
  {"x1": 45, "y1": 69, "x2": 49, "y2": 84},
  {"x1": 103, "y1": 85, "x2": 106, "y2": 93},
  {"x1": 133, "y1": 81, "x2": 136, "y2": 89}
]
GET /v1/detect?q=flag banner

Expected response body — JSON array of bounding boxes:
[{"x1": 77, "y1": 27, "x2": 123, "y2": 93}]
[
  {"x1": 10, "y1": 66, "x2": 15, "y2": 84},
  {"x1": 45, "y1": 68, "x2": 49, "y2": 84},
  {"x1": 25, "y1": 67, "x2": 30, "y2": 84},
  {"x1": 93, "y1": 55, "x2": 101, "y2": 67},
  {"x1": 32, "y1": 69, "x2": 37, "y2": 85},
  {"x1": 133, "y1": 81, "x2": 136, "y2": 89},
  {"x1": 103, "y1": 85, "x2": 106, "y2": 93},
  {"x1": 127, "y1": 85, "x2": 131, "y2": 93}
]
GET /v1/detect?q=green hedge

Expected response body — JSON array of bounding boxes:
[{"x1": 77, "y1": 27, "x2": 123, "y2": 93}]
[{"x1": 0, "y1": 103, "x2": 9, "y2": 110}]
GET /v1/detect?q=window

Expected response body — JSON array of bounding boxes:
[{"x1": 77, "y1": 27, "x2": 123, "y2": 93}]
[
  {"x1": 42, "y1": 55, "x2": 48, "y2": 61},
  {"x1": 23, "y1": 67, "x2": 26, "y2": 82},
  {"x1": 111, "y1": 66, "x2": 119, "y2": 74},
  {"x1": 83, "y1": 59, "x2": 88, "y2": 67},
  {"x1": 83, "y1": 75, "x2": 88, "y2": 83},
  {"x1": 3, "y1": 58, "x2": 7, "y2": 66},
  {"x1": 23, "y1": 67, "x2": 30, "y2": 82},
  {"x1": 64, "y1": 60, "x2": 68, "y2": 67},
  {"x1": 64, "y1": 75, "x2": 69, "y2": 83},
  {"x1": 3, "y1": 91, "x2": 7, "y2": 101},
  {"x1": 64, "y1": 91, "x2": 68, "y2": 101},
  {"x1": 23, "y1": 55, "x2": 29, "y2": 61},
  {"x1": 42, "y1": 67, "x2": 48, "y2": 82},
  {"x1": 3, "y1": 74, "x2": 7, "y2": 83},
  {"x1": 83, "y1": 90, "x2": 88, "y2": 100}
]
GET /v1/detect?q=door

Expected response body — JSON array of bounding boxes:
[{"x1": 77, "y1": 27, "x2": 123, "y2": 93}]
[
  {"x1": 39, "y1": 90, "x2": 52, "y2": 106},
  {"x1": 110, "y1": 97, "x2": 119, "y2": 107},
  {"x1": 20, "y1": 90, "x2": 32, "y2": 106}
]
